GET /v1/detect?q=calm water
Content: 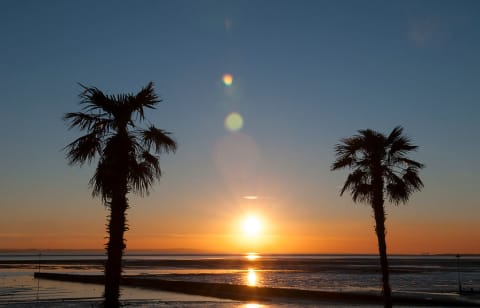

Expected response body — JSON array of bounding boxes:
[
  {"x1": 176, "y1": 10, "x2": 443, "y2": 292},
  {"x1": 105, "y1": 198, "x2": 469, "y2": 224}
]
[{"x1": 1, "y1": 253, "x2": 479, "y2": 307}]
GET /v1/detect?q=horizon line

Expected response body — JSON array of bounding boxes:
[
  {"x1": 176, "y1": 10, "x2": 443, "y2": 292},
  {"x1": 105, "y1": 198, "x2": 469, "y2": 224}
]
[{"x1": 0, "y1": 249, "x2": 478, "y2": 256}]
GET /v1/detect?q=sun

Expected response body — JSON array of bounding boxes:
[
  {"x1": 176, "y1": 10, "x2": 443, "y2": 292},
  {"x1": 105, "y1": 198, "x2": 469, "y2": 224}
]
[{"x1": 243, "y1": 215, "x2": 261, "y2": 237}]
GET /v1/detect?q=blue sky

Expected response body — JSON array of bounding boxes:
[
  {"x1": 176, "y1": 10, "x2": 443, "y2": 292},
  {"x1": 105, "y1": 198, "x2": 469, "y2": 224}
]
[{"x1": 1, "y1": 0, "x2": 479, "y2": 252}]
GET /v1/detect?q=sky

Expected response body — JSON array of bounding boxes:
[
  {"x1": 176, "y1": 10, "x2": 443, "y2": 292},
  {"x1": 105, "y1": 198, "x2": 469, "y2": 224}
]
[{"x1": 1, "y1": 0, "x2": 479, "y2": 254}]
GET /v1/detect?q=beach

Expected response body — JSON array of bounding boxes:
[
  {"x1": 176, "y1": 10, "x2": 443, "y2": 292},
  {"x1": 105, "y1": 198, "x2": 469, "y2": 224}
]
[
  {"x1": 1, "y1": 253, "x2": 479, "y2": 307},
  {"x1": 3, "y1": 0, "x2": 480, "y2": 305}
]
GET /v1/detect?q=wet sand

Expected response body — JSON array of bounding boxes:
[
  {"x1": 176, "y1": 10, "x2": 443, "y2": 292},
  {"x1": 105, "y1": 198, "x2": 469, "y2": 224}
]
[
  {"x1": 0, "y1": 300, "x2": 248, "y2": 308},
  {"x1": 34, "y1": 272, "x2": 479, "y2": 307}
]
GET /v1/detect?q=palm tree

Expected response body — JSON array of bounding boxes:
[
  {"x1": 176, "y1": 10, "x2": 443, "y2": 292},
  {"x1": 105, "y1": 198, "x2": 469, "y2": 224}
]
[
  {"x1": 331, "y1": 126, "x2": 423, "y2": 308},
  {"x1": 64, "y1": 82, "x2": 177, "y2": 307}
]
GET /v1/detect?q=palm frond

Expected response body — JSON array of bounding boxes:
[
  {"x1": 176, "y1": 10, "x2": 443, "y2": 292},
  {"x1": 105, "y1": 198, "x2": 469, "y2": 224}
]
[
  {"x1": 64, "y1": 112, "x2": 100, "y2": 131},
  {"x1": 331, "y1": 136, "x2": 364, "y2": 170},
  {"x1": 402, "y1": 167, "x2": 424, "y2": 190},
  {"x1": 384, "y1": 169, "x2": 402, "y2": 185},
  {"x1": 340, "y1": 169, "x2": 369, "y2": 196},
  {"x1": 340, "y1": 136, "x2": 364, "y2": 154},
  {"x1": 89, "y1": 159, "x2": 114, "y2": 202},
  {"x1": 78, "y1": 83, "x2": 117, "y2": 115},
  {"x1": 117, "y1": 82, "x2": 162, "y2": 122},
  {"x1": 359, "y1": 129, "x2": 386, "y2": 157},
  {"x1": 333, "y1": 126, "x2": 424, "y2": 206},
  {"x1": 387, "y1": 127, "x2": 417, "y2": 157},
  {"x1": 128, "y1": 161, "x2": 155, "y2": 196},
  {"x1": 65, "y1": 132, "x2": 102, "y2": 165},
  {"x1": 352, "y1": 183, "x2": 373, "y2": 203},
  {"x1": 386, "y1": 126, "x2": 403, "y2": 145},
  {"x1": 331, "y1": 154, "x2": 354, "y2": 170},
  {"x1": 137, "y1": 82, "x2": 158, "y2": 107},
  {"x1": 64, "y1": 111, "x2": 113, "y2": 134},
  {"x1": 386, "y1": 182, "x2": 409, "y2": 204},
  {"x1": 66, "y1": 82, "x2": 176, "y2": 203},
  {"x1": 356, "y1": 157, "x2": 374, "y2": 169},
  {"x1": 141, "y1": 126, "x2": 177, "y2": 153},
  {"x1": 140, "y1": 151, "x2": 161, "y2": 176},
  {"x1": 391, "y1": 157, "x2": 425, "y2": 169}
]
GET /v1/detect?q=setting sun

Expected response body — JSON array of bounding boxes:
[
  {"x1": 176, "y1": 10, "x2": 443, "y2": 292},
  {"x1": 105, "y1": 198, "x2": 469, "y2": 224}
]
[{"x1": 243, "y1": 216, "x2": 261, "y2": 237}]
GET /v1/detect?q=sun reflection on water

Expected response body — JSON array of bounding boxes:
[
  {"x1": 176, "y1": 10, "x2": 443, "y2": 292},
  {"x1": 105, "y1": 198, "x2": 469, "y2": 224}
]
[
  {"x1": 244, "y1": 304, "x2": 263, "y2": 308},
  {"x1": 245, "y1": 252, "x2": 260, "y2": 261},
  {"x1": 247, "y1": 268, "x2": 257, "y2": 286}
]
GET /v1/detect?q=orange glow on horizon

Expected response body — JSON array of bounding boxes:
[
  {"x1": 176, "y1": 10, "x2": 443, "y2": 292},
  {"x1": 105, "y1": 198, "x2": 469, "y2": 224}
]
[
  {"x1": 2, "y1": 207, "x2": 479, "y2": 254},
  {"x1": 3, "y1": 229, "x2": 480, "y2": 254}
]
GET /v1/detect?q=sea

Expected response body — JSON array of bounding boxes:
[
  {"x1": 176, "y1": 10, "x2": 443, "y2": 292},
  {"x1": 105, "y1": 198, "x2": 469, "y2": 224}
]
[{"x1": 1, "y1": 252, "x2": 479, "y2": 307}]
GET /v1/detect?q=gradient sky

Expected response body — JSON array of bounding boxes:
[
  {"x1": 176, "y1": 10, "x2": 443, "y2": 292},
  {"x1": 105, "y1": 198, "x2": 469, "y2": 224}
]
[{"x1": 1, "y1": 0, "x2": 479, "y2": 254}]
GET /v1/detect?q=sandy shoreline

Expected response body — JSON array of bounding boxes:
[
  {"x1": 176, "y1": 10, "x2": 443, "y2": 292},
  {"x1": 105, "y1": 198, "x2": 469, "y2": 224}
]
[
  {"x1": 0, "y1": 299, "x2": 251, "y2": 308},
  {"x1": 32, "y1": 272, "x2": 479, "y2": 307}
]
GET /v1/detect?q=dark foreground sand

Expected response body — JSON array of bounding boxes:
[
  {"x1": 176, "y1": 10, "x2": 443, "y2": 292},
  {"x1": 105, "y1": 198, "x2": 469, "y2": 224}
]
[
  {"x1": 31, "y1": 272, "x2": 479, "y2": 307},
  {"x1": 0, "y1": 300, "x2": 261, "y2": 308}
]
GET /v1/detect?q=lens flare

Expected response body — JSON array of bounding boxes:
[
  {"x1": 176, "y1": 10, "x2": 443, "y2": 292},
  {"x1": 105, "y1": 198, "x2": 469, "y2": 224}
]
[
  {"x1": 225, "y1": 112, "x2": 243, "y2": 131},
  {"x1": 222, "y1": 73, "x2": 233, "y2": 86},
  {"x1": 225, "y1": 18, "x2": 232, "y2": 31}
]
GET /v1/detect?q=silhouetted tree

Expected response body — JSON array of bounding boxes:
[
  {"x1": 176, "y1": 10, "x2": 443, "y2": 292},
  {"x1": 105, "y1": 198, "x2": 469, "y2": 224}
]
[
  {"x1": 331, "y1": 126, "x2": 423, "y2": 308},
  {"x1": 64, "y1": 82, "x2": 176, "y2": 307}
]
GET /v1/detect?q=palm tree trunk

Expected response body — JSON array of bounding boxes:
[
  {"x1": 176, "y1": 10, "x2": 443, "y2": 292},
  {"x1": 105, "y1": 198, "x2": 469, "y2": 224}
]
[
  {"x1": 373, "y1": 203, "x2": 392, "y2": 308},
  {"x1": 103, "y1": 130, "x2": 130, "y2": 307},
  {"x1": 104, "y1": 192, "x2": 128, "y2": 307},
  {"x1": 371, "y1": 162, "x2": 392, "y2": 308}
]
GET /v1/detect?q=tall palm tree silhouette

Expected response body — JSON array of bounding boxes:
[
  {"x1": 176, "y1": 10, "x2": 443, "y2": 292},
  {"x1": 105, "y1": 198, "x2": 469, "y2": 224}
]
[
  {"x1": 331, "y1": 126, "x2": 423, "y2": 308},
  {"x1": 64, "y1": 82, "x2": 177, "y2": 307}
]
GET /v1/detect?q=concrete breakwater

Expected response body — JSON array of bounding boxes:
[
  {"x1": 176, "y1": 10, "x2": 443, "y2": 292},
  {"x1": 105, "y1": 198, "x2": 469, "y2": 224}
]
[{"x1": 34, "y1": 272, "x2": 478, "y2": 306}]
